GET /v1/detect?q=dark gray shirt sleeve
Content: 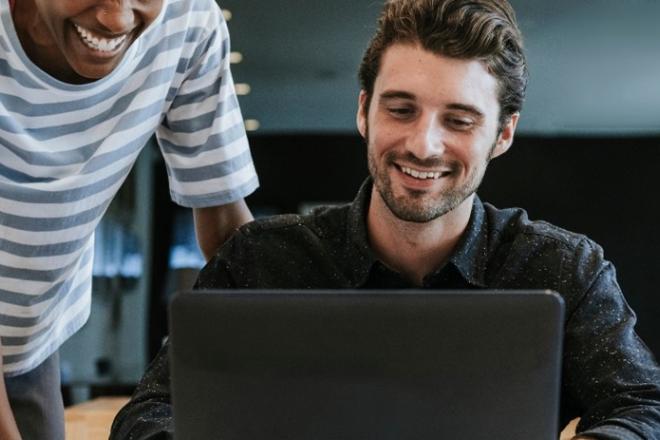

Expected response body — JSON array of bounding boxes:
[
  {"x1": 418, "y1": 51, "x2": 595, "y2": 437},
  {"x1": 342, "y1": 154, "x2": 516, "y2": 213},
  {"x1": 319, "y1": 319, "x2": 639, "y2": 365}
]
[
  {"x1": 109, "y1": 342, "x2": 174, "y2": 440},
  {"x1": 561, "y1": 241, "x2": 660, "y2": 439},
  {"x1": 109, "y1": 243, "x2": 237, "y2": 439}
]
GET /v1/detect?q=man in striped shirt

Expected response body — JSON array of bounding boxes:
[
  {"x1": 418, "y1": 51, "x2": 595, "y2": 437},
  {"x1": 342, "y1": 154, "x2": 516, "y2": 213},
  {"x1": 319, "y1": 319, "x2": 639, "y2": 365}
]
[{"x1": 0, "y1": 0, "x2": 259, "y2": 438}]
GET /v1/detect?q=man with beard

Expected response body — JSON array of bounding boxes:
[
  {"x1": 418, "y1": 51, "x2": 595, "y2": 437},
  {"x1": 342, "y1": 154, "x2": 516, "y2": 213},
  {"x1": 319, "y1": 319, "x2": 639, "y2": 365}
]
[{"x1": 110, "y1": 0, "x2": 660, "y2": 438}]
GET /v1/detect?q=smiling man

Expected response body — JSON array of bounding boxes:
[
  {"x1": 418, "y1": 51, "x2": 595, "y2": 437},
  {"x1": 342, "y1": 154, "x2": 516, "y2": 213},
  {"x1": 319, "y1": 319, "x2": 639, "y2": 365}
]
[
  {"x1": 358, "y1": 43, "x2": 518, "y2": 286},
  {"x1": 0, "y1": 0, "x2": 258, "y2": 438},
  {"x1": 111, "y1": 0, "x2": 660, "y2": 439}
]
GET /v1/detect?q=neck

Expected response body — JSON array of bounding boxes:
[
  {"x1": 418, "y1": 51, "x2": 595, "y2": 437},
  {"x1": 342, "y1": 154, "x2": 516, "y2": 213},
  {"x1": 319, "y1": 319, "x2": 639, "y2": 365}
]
[{"x1": 367, "y1": 189, "x2": 474, "y2": 286}]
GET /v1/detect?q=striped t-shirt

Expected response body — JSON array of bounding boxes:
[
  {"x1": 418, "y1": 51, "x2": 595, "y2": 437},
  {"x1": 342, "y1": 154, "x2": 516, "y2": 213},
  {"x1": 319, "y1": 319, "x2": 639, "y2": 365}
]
[{"x1": 0, "y1": 0, "x2": 258, "y2": 375}]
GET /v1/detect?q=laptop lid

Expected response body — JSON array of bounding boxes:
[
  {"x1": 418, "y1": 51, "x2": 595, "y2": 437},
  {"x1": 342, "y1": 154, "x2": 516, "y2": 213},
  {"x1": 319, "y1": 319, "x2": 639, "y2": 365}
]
[{"x1": 169, "y1": 290, "x2": 564, "y2": 440}]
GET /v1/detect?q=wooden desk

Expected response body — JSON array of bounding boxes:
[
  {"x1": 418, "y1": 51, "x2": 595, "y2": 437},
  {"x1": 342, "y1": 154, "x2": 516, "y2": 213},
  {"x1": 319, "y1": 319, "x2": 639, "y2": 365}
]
[
  {"x1": 64, "y1": 396, "x2": 579, "y2": 439},
  {"x1": 65, "y1": 397, "x2": 129, "y2": 440}
]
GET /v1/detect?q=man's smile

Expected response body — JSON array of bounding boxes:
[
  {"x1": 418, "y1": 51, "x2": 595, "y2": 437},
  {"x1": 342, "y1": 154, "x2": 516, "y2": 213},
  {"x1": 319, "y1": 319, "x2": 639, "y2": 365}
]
[
  {"x1": 398, "y1": 165, "x2": 452, "y2": 180},
  {"x1": 73, "y1": 23, "x2": 129, "y2": 53}
]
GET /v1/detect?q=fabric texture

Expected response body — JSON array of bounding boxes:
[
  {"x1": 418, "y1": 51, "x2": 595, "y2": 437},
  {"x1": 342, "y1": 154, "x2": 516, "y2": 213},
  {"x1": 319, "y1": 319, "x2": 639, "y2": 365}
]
[
  {"x1": 0, "y1": 0, "x2": 258, "y2": 376},
  {"x1": 110, "y1": 179, "x2": 660, "y2": 440},
  {"x1": 4, "y1": 351, "x2": 64, "y2": 440}
]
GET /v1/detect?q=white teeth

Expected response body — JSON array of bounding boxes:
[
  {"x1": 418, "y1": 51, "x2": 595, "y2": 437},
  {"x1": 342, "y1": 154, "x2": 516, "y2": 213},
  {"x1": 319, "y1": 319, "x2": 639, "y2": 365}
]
[
  {"x1": 74, "y1": 24, "x2": 127, "y2": 52},
  {"x1": 401, "y1": 166, "x2": 443, "y2": 180}
]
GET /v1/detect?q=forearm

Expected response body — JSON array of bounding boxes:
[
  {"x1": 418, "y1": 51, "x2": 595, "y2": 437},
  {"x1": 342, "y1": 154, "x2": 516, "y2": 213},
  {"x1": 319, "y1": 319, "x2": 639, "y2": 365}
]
[{"x1": 193, "y1": 199, "x2": 253, "y2": 261}]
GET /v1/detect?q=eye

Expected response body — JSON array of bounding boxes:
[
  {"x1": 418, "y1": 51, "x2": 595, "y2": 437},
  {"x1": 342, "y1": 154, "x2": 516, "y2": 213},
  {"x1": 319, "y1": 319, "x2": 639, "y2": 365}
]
[
  {"x1": 445, "y1": 117, "x2": 474, "y2": 131},
  {"x1": 387, "y1": 106, "x2": 416, "y2": 119}
]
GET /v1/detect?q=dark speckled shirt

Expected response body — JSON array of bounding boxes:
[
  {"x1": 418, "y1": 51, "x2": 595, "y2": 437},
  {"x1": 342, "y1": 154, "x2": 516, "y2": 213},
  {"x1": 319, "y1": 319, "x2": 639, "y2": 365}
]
[{"x1": 111, "y1": 179, "x2": 660, "y2": 440}]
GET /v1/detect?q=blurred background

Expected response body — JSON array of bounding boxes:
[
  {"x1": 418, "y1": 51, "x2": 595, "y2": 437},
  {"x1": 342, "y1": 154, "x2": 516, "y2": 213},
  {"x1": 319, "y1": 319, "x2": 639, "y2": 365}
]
[{"x1": 59, "y1": 0, "x2": 660, "y2": 403}]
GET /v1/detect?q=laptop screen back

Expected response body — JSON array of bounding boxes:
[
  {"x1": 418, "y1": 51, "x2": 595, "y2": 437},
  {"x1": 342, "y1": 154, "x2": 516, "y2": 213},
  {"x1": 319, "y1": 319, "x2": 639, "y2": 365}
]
[{"x1": 169, "y1": 290, "x2": 564, "y2": 440}]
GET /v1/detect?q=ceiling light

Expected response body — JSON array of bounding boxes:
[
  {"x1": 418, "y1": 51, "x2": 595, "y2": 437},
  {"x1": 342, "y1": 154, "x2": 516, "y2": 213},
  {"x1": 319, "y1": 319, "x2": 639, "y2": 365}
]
[
  {"x1": 244, "y1": 119, "x2": 260, "y2": 131},
  {"x1": 222, "y1": 9, "x2": 232, "y2": 21},
  {"x1": 235, "y1": 83, "x2": 251, "y2": 96},
  {"x1": 230, "y1": 52, "x2": 243, "y2": 64}
]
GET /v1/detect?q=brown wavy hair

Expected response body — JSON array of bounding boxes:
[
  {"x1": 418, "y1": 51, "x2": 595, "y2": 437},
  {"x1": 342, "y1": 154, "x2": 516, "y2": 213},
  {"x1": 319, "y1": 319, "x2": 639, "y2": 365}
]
[{"x1": 359, "y1": 0, "x2": 528, "y2": 127}]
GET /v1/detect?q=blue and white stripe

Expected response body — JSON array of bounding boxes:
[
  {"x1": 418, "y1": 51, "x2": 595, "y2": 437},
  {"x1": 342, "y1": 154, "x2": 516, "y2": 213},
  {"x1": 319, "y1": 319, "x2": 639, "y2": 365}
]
[{"x1": 0, "y1": 0, "x2": 258, "y2": 375}]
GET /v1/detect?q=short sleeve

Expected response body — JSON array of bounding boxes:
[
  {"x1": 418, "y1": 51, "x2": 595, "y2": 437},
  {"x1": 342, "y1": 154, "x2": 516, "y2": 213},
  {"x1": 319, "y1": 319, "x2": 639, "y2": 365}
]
[{"x1": 156, "y1": 1, "x2": 258, "y2": 208}]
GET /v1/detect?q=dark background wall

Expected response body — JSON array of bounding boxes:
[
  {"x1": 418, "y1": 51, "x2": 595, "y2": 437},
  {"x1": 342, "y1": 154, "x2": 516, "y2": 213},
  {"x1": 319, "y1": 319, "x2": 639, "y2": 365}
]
[
  {"x1": 151, "y1": 135, "x2": 660, "y2": 359},
  {"x1": 480, "y1": 136, "x2": 660, "y2": 357}
]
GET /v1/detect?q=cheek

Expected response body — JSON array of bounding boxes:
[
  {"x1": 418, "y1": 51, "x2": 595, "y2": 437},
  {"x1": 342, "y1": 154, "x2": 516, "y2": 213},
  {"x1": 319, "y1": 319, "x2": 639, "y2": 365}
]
[
  {"x1": 144, "y1": 2, "x2": 165, "y2": 25},
  {"x1": 37, "y1": 14, "x2": 66, "y2": 46},
  {"x1": 464, "y1": 130, "x2": 498, "y2": 159},
  {"x1": 370, "y1": 129, "x2": 399, "y2": 157},
  {"x1": 369, "y1": 117, "x2": 404, "y2": 152},
  {"x1": 463, "y1": 146, "x2": 493, "y2": 174},
  {"x1": 41, "y1": 1, "x2": 76, "y2": 22}
]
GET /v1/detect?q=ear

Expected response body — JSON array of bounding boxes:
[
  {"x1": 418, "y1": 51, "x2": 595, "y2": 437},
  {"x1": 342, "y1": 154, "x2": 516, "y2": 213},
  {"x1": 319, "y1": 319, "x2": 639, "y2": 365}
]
[
  {"x1": 356, "y1": 90, "x2": 369, "y2": 139},
  {"x1": 491, "y1": 113, "x2": 519, "y2": 159}
]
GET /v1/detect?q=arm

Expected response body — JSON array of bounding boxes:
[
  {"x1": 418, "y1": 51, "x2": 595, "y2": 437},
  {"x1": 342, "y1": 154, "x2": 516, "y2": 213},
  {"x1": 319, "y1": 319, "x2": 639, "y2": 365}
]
[
  {"x1": 0, "y1": 346, "x2": 22, "y2": 440},
  {"x1": 158, "y1": 3, "x2": 257, "y2": 261},
  {"x1": 110, "y1": 246, "x2": 238, "y2": 438},
  {"x1": 193, "y1": 199, "x2": 253, "y2": 261},
  {"x1": 109, "y1": 343, "x2": 174, "y2": 440},
  {"x1": 562, "y1": 242, "x2": 660, "y2": 439}
]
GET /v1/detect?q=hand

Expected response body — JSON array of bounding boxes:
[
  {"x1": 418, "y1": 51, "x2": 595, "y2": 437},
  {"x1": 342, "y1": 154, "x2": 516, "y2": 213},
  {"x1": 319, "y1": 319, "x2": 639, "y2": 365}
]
[
  {"x1": 559, "y1": 418, "x2": 579, "y2": 439},
  {"x1": 558, "y1": 418, "x2": 597, "y2": 440}
]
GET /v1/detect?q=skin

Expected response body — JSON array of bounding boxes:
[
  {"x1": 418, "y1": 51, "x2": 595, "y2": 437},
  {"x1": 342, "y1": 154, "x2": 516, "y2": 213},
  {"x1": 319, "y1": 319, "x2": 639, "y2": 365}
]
[
  {"x1": 3, "y1": 2, "x2": 253, "y2": 432},
  {"x1": 357, "y1": 43, "x2": 518, "y2": 286},
  {"x1": 11, "y1": 0, "x2": 254, "y2": 257},
  {"x1": 12, "y1": 0, "x2": 164, "y2": 83},
  {"x1": 4, "y1": 2, "x2": 169, "y2": 435},
  {"x1": 194, "y1": 201, "x2": 254, "y2": 262},
  {"x1": 357, "y1": 43, "x2": 595, "y2": 440}
]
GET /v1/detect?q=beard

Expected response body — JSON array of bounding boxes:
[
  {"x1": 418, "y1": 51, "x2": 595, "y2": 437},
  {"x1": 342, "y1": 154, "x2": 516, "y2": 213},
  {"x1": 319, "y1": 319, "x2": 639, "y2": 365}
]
[{"x1": 366, "y1": 135, "x2": 495, "y2": 223}]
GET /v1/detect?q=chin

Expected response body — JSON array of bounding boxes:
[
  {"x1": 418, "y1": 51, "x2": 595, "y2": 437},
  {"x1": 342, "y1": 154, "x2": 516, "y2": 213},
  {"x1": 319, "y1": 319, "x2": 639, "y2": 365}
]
[{"x1": 74, "y1": 65, "x2": 116, "y2": 81}]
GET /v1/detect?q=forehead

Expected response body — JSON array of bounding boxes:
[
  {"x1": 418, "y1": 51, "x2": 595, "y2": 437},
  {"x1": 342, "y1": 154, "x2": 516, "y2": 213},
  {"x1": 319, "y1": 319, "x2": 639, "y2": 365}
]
[{"x1": 374, "y1": 44, "x2": 500, "y2": 113}]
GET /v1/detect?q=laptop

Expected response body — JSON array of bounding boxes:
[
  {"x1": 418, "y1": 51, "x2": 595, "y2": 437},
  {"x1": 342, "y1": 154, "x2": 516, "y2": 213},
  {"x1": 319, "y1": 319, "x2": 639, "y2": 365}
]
[{"x1": 169, "y1": 290, "x2": 564, "y2": 440}]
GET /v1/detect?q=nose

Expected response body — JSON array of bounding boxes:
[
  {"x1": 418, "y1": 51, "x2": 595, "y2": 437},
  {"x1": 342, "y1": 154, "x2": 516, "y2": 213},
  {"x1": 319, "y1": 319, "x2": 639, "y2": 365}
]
[
  {"x1": 407, "y1": 113, "x2": 445, "y2": 160},
  {"x1": 96, "y1": 1, "x2": 136, "y2": 34}
]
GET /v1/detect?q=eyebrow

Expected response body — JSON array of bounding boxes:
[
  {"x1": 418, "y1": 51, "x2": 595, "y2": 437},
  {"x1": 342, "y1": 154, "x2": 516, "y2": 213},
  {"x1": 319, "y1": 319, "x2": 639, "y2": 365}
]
[
  {"x1": 380, "y1": 91, "x2": 416, "y2": 101},
  {"x1": 379, "y1": 91, "x2": 486, "y2": 119},
  {"x1": 446, "y1": 103, "x2": 485, "y2": 119}
]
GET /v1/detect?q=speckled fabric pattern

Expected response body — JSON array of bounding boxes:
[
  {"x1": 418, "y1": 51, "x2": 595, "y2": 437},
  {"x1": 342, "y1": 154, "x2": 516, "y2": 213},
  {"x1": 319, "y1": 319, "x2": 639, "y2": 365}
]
[
  {"x1": 110, "y1": 341, "x2": 174, "y2": 439},
  {"x1": 110, "y1": 178, "x2": 660, "y2": 439}
]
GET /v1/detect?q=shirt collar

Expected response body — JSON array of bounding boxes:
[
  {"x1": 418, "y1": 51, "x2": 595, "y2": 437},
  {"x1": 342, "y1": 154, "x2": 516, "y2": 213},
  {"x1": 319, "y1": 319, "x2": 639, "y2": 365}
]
[
  {"x1": 342, "y1": 178, "x2": 380, "y2": 286},
  {"x1": 342, "y1": 177, "x2": 489, "y2": 288},
  {"x1": 444, "y1": 196, "x2": 489, "y2": 287}
]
